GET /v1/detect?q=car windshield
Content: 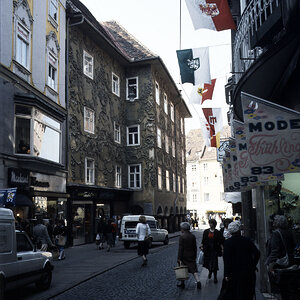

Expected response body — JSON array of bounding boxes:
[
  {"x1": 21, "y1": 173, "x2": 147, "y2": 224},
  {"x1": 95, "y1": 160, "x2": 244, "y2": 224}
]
[
  {"x1": 125, "y1": 221, "x2": 138, "y2": 228},
  {"x1": 147, "y1": 221, "x2": 157, "y2": 229}
]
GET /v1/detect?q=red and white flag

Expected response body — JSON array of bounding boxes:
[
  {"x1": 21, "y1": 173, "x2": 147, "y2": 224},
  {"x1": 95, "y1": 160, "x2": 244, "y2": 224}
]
[
  {"x1": 189, "y1": 78, "x2": 216, "y2": 104},
  {"x1": 185, "y1": 0, "x2": 236, "y2": 31},
  {"x1": 201, "y1": 107, "x2": 223, "y2": 147}
]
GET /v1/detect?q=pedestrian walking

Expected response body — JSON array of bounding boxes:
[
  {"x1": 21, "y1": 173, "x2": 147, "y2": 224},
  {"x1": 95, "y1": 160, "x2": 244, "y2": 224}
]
[
  {"x1": 200, "y1": 218, "x2": 223, "y2": 283},
  {"x1": 266, "y1": 215, "x2": 296, "y2": 300},
  {"x1": 111, "y1": 218, "x2": 117, "y2": 246},
  {"x1": 177, "y1": 222, "x2": 201, "y2": 289},
  {"x1": 219, "y1": 221, "x2": 260, "y2": 300},
  {"x1": 53, "y1": 219, "x2": 67, "y2": 260},
  {"x1": 97, "y1": 217, "x2": 106, "y2": 250},
  {"x1": 33, "y1": 217, "x2": 54, "y2": 251},
  {"x1": 104, "y1": 219, "x2": 114, "y2": 252},
  {"x1": 220, "y1": 218, "x2": 233, "y2": 243},
  {"x1": 136, "y1": 215, "x2": 151, "y2": 266}
]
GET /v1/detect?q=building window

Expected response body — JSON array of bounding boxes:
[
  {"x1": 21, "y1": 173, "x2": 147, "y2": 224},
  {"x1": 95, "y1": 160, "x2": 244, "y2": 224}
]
[
  {"x1": 112, "y1": 73, "x2": 120, "y2": 96},
  {"x1": 193, "y1": 194, "x2": 197, "y2": 202},
  {"x1": 192, "y1": 182, "x2": 195, "y2": 187},
  {"x1": 182, "y1": 150, "x2": 185, "y2": 165},
  {"x1": 157, "y1": 127, "x2": 162, "y2": 148},
  {"x1": 126, "y1": 77, "x2": 138, "y2": 100},
  {"x1": 114, "y1": 122, "x2": 121, "y2": 143},
  {"x1": 204, "y1": 193, "x2": 210, "y2": 202},
  {"x1": 178, "y1": 176, "x2": 181, "y2": 193},
  {"x1": 47, "y1": 52, "x2": 57, "y2": 91},
  {"x1": 158, "y1": 166, "x2": 162, "y2": 190},
  {"x1": 85, "y1": 158, "x2": 95, "y2": 184},
  {"x1": 166, "y1": 170, "x2": 170, "y2": 191},
  {"x1": 83, "y1": 50, "x2": 93, "y2": 79},
  {"x1": 165, "y1": 136, "x2": 169, "y2": 153},
  {"x1": 84, "y1": 107, "x2": 95, "y2": 134},
  {"x1": 49, "y1": 0, "x2": 58, "y2": 22},
  {"x1": 181, "y1": 118, "x2": 184, "y2": 133},
  {"x1": 16, "y1": 23, "x2": 30, "y2": 69},
  {"x1": 182, "y1": 178, "x2": 185, "y2": 193},
  {"x1": 155, "y1": 82, "x2": 160, "y2": 105},
  {"x1": 127, "y1": 125, "x2": 140, "y2": 146},
  {"x1": 172, "y1": 139, "x2": 175, "y2": 157},
  {"x1": 204, "y1": 177, "x2": 209, "y2": 185},
  {"x1": 15, "y1": 105, "x2": 61, "y2": 163},
  {"x1": 170, "y1": 103, "x2": 174, "y2": 122},
  {"x1": 173, "y1": 173, "x2": 176, "y2": 192},
  {"x1": 115, "y1": 166, "x2": 122, "y2": 188},
  {"x1": 164, "y1": 93, "x2": 168, "y2": 114},
  {"x1": 192, "y1": 164, "x2": 197, "y2": 171},
  {"x1": 203, "y1": 163, "x2": 208, "y2": 171},
  {"x1": 128, "y1": 164, "x2": 141, "y2": 189}
]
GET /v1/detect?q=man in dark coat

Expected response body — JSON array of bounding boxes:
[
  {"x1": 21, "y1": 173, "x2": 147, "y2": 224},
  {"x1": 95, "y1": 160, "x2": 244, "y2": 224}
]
[
  {"x1": 177, "y1": 222, "x2": 201, "y2": 289},
  {"x1": 221, "y1": 221, "x2": 260, "y2": 300}
]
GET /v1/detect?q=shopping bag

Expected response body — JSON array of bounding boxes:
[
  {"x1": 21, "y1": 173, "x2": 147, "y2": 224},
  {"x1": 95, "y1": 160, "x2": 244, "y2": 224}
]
[
  {"x1": 96, "y1": 233, "x2": 101, "y2": 245},
  {"x1": 174, "y1": 262, "x2": 189, "y2": 280},
  {"x1": 197, "y1": 250, "x2": 204, "y2": 265}
]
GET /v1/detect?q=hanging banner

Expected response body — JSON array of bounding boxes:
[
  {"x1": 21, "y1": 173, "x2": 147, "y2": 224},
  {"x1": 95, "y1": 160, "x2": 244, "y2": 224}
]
[
  {"x1": 242, "y1": 93, "x2": 300, "y2": 175},
  {"x1": 0, "y1": 188, "x2": 17, "y2": 207},
  {"x1": 0, "y1": 189, "x2": 7, "y2": 207}
]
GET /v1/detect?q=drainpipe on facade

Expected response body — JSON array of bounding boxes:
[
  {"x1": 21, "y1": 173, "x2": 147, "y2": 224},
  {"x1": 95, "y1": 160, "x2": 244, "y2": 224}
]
[{"x1": 65, "y1": 14, "x2": 84, "y2": 246}]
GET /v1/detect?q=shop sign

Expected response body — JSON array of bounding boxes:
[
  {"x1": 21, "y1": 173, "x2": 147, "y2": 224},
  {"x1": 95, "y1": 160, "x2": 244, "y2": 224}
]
[
  {"x1": 241, "y1": 93, "x2": 300, "y2": 175},
  {"x1": 8, "y1": 168, "x2": 29, "y2": 187},
  {"x1": 30, "y1": 172, "x2": 66, "y2": 193},
  {"x1": 217, "y1": 140, "x2": 229, "y2": 162}
]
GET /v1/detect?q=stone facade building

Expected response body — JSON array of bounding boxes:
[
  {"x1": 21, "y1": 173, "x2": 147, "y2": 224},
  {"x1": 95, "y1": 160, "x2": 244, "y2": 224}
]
[
  {"x1": 66, "y1": 0, "x2": 191, "y2": 244},
  {"x1": 0, "y1": 0, "x2": 68, "y2": 221}
]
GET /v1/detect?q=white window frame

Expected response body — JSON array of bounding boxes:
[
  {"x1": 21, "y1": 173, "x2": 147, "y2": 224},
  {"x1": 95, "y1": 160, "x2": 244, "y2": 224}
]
[
  {"x1": 15, "y1": 22, "x2": 30, "y2": 69},
  {"x1": 165, "y1": 136, "x2": 169, "y2": 153},
  {"x1": 114, "y1": 122, "x2": 121, "y2": 143},
  {"x1": 192, "y1": 164, "x2": 197, "y2": 171},
  {"x1": 172, "y1": 139, "x2": 175, "y2": 157},
  {"x1": 83, "y1": 50, "x2": 93, "y2": 79},
  {"x1": 164, "y1": 93, "x2": 168, "y2": 114},
  {"x1": 47, "y1": 51, "x2": 57, "y2": 91},
  {"x1": 155, "y1": 81, "x2": 160, "y2": 105},
  {"x1": 115, "y1": 165, "x2": 122, "y2": 188},
  {"x1": 204, "y1": 177, "x2": 209, "y2": 184},
  {"x1": 126, "y1": 77, "x2": 138, "y2": 100},
  {"x1": 158, "y1": 166, "x2": 162, "y2": 190},
  {"x1": 193, "y1": 194, "x2": 197, "y2": 202},
  {"x1": 181, "y1": 118, "x2": 184, "y2": 133},
  {"x1": 182, "y1": 150, "x2": 185, "y2": 165},
  {"x1": 182, "y1": 178, "x2": 185, "y2": 194},
  {"x1": 112, "y1": 72, "x2": 120, "y2": 97},
  {"x1": 84, "y1": 107, "x2": 95, "y2": 134},
  {"x1": 178, "y1": 176, "x2": 181, "y2": 193},
  {"x1": 203, "y1": 163, "x2": 208, "y2": 171},
  {"x1": 128, "y1": 164, "x2": 141, "y2": 189},
  {"x1": 173, "y1": 173, "x2": 176, "y2": 192},
  {"x1": 170, "y1": 103, "x2": 174, "y2": 122},
  {"x1": 127, "y1": 125, "x2": 140, "y2": 146},
  {"x1": 157, "y1": 127, "x2": 162, "y2": 148},
  {"x1": 49, "y1": 0, "x2": 58, "y2": 23},
  {"x1": 204, "y1": 193, "x2": 210, "y2": 202},
  {"x1": 85, "y1": 158, "x2": 95, "y2": 185},
  {"x1": 166, "y1": 170, "x2": 170, "y2": 191}
]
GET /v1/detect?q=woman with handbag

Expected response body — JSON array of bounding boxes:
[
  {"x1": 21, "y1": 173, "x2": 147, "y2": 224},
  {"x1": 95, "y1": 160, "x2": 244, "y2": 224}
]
[
  {"x1": 136, "y1": 215, "x2": 151, "y2": 266},
  {"x1": 177, "y1": 222, "x2": 201, "y2": 289},
  {"x1": 266, "y1": 215, "x2": 296, "y2": 300},
  {"x1": 200, "y1": 218, "x2": 223, "y2": 283},
  {"x1": 53, "y1": 219, "x2": 67, "y2": 260}
]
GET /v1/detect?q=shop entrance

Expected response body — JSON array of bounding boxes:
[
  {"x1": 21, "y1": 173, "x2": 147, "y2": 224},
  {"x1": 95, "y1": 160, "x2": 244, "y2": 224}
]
[{"x1": 72, "y1": 201, "x2": 93, "y2": 246}]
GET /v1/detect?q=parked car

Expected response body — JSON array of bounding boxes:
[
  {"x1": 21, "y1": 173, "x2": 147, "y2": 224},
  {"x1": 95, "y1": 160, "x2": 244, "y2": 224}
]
[
  {"x1": 119, "y1": 215, "x2": 169, "y2": 249},
  {"x1": 0, "y1": 208, "x2": 54, "y2": 300}
]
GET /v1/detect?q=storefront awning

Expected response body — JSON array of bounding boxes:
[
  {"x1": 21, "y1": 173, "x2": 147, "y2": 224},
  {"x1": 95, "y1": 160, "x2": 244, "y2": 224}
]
[{"x1": 16, "y1": 194, "x2": 33, "y2": 206}]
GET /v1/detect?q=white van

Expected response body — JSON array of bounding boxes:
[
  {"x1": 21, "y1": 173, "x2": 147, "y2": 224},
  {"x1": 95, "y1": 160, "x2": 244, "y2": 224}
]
[
  {"x1": 119, "y1": 215, "x2": 169, "y2": 249},
  {"x1": 0, "y1": 208, "x2": 53, "y2": 299}
]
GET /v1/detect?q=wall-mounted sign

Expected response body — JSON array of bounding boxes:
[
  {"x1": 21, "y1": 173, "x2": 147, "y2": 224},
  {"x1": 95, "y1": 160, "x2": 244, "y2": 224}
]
[
  {"x1": 8, "y1": 168, "x2": 29, "y2": 187},
  {"x1": 217, "y1": 140, "x2": 229, "y2": 162}
]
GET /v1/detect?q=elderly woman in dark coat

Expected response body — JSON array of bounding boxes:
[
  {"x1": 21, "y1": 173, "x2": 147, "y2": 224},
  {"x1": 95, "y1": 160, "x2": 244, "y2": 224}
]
[
  {"x1": 201, "y1": 218, "x2": 223, "y2": 283},
  {"x1": 177, "y1": 222, "x2": 201, "y2": 289}
]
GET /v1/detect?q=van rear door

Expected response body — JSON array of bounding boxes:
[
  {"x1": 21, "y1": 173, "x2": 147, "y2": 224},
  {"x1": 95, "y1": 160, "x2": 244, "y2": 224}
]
[{"x1": 124, "y1": 221, "x2": 138, "y2": 238}]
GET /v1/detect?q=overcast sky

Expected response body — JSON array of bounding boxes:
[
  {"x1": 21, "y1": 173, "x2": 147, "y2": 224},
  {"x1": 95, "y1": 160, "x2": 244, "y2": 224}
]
[{"x1": 81, "y1": 0, "x2": 231, "y2": 133}]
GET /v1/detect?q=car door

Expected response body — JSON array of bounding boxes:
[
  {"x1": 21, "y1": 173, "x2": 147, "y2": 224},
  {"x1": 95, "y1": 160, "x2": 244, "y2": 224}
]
[
  {"x1": 16, "y1": 232, "x2": 42, "y2": 285},
  {"x1": 148, "y1": 221, "x2": 158, "y2": 241}
]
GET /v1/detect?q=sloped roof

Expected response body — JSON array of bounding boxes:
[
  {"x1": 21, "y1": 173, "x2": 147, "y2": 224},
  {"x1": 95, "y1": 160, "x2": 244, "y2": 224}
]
[{"x1": 102, "y1": 21, "x2": 158, "y2": 61}]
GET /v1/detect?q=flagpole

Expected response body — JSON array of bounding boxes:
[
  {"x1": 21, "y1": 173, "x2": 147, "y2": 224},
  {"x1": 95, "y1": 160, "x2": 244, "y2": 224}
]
[{"x1": 179, "y1": 0, "x2": 181, "y2": 50}]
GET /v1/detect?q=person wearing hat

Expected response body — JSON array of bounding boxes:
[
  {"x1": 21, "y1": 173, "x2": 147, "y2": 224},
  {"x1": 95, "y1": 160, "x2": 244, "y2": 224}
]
[
  {"x1": 177, "y1": 222, "x2": 201, "y2": 289},
  {"x1": 220, "y1": 221, "x2": 260, "y2": 300}
]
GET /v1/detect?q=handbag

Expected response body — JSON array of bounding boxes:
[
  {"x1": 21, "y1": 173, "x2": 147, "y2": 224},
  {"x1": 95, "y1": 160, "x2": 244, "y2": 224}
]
[
  {"x1": 275, "y1": 230, "x2": 289, "y2": 268},
  {"x1": 197, "y1": 250, "x2": 204, "y2": 265},
  {"x1": 96, "y1": 233, "x2": 101, "y2": 245},
  {"x1": 174, "y1": 262, "x2": 189, "y2": 280},
  {"x1": 56, "y1": 235, "x2": 66, "y2": 246}
]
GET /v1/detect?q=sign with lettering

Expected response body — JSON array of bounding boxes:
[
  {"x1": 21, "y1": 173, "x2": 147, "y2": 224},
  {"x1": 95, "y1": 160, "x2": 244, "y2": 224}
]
[
  {"x1": 217, "y1": 139, "x2": 229, "y2": 162},
  {"x1": 8, "y1": 168, "x2": 29, "y2": 187},
  {"x1": 242, "y1": 93, "x2": 300, "y2": 175}
]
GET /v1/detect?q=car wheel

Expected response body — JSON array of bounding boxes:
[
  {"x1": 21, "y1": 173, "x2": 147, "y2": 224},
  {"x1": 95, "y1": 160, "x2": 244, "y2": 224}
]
[
  {"x1": 147, "y1": 238, "x2": 153, "y2": 248},
  {"x1": 163, "y1": 236, "x2": 169, "y2": 245},
  {"x1": 124, "y1": 241, "x2": 131, "y2": 249},
  {"x1": 0, "y1": 275, "x2": 5, "y2": 300},
  {"x1": 35, "y1": 265, "x2": 52, "y2": 290}
]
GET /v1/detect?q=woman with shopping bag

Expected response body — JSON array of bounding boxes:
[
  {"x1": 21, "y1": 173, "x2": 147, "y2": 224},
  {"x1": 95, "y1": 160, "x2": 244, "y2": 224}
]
[{"x1": 176, "y1": 222, "x2": 201, "y2": 289}]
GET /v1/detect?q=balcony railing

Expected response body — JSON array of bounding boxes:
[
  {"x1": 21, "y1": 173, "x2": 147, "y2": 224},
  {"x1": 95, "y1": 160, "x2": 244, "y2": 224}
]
[{"x1": 233, "y1": 0, "x2": 280, "y2": 82}]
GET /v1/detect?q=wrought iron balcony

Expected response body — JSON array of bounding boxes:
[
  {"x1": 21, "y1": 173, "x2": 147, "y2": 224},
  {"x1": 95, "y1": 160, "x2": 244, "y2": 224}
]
[{"x1": 233, "y1": 0, "x2": 280, "y2": 82}]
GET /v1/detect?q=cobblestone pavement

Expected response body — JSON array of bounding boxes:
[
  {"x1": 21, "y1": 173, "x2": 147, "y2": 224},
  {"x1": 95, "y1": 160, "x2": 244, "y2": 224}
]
[{"x1": 53, "y1": 230, "x2": 225, "y2": 300}]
